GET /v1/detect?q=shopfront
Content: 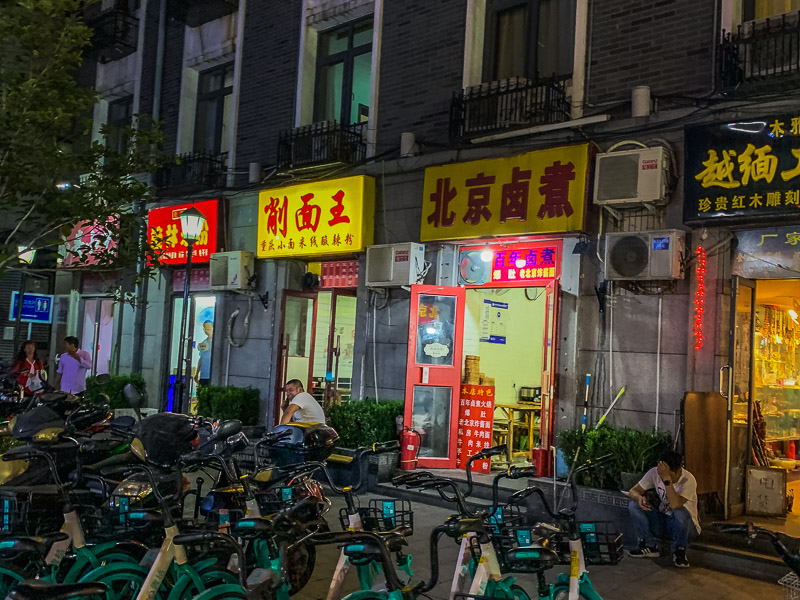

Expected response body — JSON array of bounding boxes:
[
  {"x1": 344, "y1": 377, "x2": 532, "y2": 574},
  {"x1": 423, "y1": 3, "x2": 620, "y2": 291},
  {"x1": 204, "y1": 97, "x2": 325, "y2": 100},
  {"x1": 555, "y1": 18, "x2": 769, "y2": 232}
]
[
  {"x1": 147, "y1": 199, "x2": 219, "y2": 411},
  {"x1": 256, "y1": 176, "x2": 374, "y2": 420},
  {"x1": 405, "y1": 143, "x2": 591, "y2": 470},
  {"x1": 685, "y1": 116, "x2": 800, "y2": 520}
]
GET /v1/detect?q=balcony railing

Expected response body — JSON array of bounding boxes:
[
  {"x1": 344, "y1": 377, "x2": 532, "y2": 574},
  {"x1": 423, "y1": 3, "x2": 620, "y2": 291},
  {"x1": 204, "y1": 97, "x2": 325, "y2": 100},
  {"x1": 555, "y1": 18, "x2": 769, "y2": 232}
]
[
  {"x1": 720, "y1": 12, "x2": 800, "y2": 91},
  {"x1": 169, "y1": 0, "x2": 239, "y2": 27},
  {"x1": 277, "y1": 121, "x2": 367, "y2": 172},
  {"x1": 155, "y1": 152, "x2": 227, "y2": 194},
  {"x1": 450, "y1": 76, "x2": 570, "y2": 140},
  {"x1": 86, "y1": 9, "x2": 139, "y2": 63}
]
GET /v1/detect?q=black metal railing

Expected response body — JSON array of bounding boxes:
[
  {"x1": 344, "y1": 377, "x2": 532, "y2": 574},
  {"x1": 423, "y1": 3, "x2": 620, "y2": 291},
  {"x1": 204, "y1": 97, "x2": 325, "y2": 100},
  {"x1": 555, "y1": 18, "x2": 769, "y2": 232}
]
[
  {"x1": 449, "y1": 76, "x2": 570, "y2": 140},
  {"x1": 169, "y1": 0, "x2": 239, "y2": 27},
  {"x1": 720, "y1": 12, "x2": 800, "y2": 91},
  {"x1": 86, "y1": 9, "x2": 139, "y2": 63},
  {"x1": 155, "y1": 152, "x2": 227, "y2": 193},
  {"x1": 277, "y1": 121, "x2": 367, "y2": 171}
]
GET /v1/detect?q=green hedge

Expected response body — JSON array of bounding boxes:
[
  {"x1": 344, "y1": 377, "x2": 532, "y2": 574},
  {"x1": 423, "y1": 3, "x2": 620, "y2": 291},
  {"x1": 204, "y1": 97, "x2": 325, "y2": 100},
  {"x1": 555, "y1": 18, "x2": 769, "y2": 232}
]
[
  {"x1": 328, "y1": 399, "x2": 403, "y2": 449},
  {"x1": 558, "y1": 426, "x2": 671, "y2": 491},
  {"x1": 85, "y1": 374, "x2": 146, "y2": 410},
  {"x1": 196, "y1": 386, "x2": 260, "y2": 426}
]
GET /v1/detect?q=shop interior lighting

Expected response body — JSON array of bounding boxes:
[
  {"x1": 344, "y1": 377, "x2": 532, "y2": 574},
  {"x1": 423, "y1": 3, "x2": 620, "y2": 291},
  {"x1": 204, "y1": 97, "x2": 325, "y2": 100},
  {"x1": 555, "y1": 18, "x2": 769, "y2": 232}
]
[
  {"x1": 790, "y1": 309, "x2": 799, "y2": 325},
  {"x1": 480, "y1": 244, "x2": 492, "y2": 263},
  {"x1": 515, "y1": 258, "x2": 526, "y2": 268},
  {"x1": 426, "y1": 326, "x2": 436, "y2": 334}
]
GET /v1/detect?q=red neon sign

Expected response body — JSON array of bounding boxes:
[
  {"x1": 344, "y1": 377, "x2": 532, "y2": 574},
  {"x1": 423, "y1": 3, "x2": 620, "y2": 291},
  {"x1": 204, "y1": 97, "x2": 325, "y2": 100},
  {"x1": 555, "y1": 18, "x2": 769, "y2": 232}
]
[
  {"x1": 694, "y1": 245, "x2": 707, "y2": 351},
  {"x1": 460, "y1": 241, "x2": 560, "y2": 287},
  {"x1": 147, "y1": 200, "x2": 218, "y2": 265}
]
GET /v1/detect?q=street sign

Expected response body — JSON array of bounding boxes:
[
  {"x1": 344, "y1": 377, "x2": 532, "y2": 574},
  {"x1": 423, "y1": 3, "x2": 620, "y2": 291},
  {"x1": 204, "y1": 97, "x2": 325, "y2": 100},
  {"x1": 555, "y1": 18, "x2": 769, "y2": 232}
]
[{"x1": 9, "y1": 292, "x2": 54, "y2": 324}]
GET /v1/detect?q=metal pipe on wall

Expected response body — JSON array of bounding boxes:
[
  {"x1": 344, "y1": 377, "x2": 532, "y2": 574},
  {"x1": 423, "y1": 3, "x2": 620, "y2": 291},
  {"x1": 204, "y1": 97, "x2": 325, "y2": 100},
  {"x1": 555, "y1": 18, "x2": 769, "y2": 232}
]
[{"x1": 656, "y1": 293, "x2": 663, "y2": 431}]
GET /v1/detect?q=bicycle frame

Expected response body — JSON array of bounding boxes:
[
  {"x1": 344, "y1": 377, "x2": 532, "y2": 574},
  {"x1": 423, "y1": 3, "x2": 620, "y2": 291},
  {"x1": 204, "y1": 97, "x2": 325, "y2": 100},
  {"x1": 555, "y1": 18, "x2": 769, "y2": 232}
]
[{"x1": 449, "y1": 535, "x2": 503, "y2": 600}]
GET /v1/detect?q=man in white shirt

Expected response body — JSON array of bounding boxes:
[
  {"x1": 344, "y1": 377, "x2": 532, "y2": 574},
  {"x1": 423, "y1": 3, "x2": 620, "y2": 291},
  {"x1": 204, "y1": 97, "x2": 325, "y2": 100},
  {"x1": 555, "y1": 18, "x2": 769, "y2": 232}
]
[
  {"x1": 279, "y1": 379, "x2": 326, "y2": 425},
  {"x1": 627, "y1": 450, "x2": 699, "y2": 568}
]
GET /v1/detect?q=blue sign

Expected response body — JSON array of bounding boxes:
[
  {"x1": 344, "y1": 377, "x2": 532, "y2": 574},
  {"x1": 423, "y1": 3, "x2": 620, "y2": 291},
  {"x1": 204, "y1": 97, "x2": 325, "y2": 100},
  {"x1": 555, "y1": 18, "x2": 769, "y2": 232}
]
[{"x1": 9, "y1": 292, "x2": 54, "y2": 324}]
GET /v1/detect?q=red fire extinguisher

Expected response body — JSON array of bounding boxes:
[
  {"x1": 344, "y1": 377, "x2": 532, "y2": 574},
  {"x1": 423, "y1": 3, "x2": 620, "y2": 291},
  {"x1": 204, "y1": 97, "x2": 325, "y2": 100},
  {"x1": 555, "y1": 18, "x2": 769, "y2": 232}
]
[{"x1": 400, "y1": 428, "x2": 421, "y2": 470}]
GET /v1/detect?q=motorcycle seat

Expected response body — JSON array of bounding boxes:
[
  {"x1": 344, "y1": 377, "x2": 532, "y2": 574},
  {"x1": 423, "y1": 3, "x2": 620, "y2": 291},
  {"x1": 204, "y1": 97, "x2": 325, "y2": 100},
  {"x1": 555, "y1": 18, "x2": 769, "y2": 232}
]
[
  {"x1": 8, "y1": 580, "x2": 106, "y2": 600},
  {"x1": 0, "y1": 531, "x2": 70, "y2": 558}
]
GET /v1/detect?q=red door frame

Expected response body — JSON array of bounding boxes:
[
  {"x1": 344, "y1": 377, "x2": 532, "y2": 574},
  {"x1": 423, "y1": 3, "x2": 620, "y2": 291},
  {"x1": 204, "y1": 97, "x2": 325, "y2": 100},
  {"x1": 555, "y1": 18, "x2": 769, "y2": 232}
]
[
  {"x1": 539, "y1": 281, "x2": 560, "y2": 450},
  {"x1": 404, "y1": 285, "x2": 466, "y2": 469}
]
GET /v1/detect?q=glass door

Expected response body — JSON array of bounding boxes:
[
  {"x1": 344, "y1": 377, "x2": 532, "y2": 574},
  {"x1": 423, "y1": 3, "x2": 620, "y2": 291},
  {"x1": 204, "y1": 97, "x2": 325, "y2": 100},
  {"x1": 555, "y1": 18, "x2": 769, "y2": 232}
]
[
  {"x1": 404, "y1": 285, "x2": 466, "y2": 469},
  {"x1": 274, "y1": 292, "x2": 316, "y2": 422},
  {"x1": 723, "y1": 276, "x2": 755, "y2": 519},
  {"x1": 539, "y1": 281, "x2": 559, "y2": 450},
  {"x1": 311, "y1": 291, "x2": 357, "y2": 409},
  {"x1": 167, "y1": 294, "x2": 216, "y2": 412},
  {"x1": 80, "y1": 298, "x2": 119, "y2": 377}
]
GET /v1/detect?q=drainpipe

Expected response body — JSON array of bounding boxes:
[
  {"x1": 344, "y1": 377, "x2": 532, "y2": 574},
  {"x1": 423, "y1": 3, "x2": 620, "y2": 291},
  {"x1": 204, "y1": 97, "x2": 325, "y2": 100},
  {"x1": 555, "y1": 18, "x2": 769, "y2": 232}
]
[
  {"x1": 570, "y1": 0, "x2": 589, "y2": 120},
  {"x1": 132, "y1": 0, "x2": 167, "y2": 374}
]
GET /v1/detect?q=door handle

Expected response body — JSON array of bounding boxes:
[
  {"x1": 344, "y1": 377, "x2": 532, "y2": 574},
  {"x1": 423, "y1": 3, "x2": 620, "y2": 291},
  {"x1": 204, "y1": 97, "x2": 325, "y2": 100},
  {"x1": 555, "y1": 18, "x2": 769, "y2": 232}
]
[{"x1": 719, "y1": 365, "x2": 730, "y2": 398}]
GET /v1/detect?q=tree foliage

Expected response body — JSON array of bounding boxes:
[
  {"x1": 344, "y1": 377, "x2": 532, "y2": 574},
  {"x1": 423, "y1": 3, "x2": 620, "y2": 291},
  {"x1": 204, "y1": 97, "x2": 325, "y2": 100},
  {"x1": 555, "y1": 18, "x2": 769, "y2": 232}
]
[{"x1": 0, "y1": 0, "x2": 165, "y2": 285}]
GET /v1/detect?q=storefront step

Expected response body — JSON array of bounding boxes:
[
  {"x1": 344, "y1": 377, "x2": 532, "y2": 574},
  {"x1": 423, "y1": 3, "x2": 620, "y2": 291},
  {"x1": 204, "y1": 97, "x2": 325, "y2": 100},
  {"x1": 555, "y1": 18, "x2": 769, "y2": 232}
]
[{"x1": 689, "y1": 542, "x2": 787, "y2": 583}]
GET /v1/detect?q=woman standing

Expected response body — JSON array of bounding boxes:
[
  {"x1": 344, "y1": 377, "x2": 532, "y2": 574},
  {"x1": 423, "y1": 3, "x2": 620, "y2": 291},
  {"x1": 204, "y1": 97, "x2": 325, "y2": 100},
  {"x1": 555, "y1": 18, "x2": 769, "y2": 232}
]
[{"x1": 13, "y1": 340, "x2": 44, "y2": 395}]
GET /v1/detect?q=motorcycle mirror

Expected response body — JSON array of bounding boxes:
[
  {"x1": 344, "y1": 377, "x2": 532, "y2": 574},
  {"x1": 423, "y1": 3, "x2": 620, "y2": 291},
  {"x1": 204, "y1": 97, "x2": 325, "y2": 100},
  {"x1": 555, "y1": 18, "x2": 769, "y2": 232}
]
[
  {"x1": 123, "y1": 384, "x2": 143, "y2": 422},
  {"x1": 210, "y1": 419, "x2": 242, "y2": 442},
  {"x1": 95, "y1": 373, "x2": 112, "y2": 385}
]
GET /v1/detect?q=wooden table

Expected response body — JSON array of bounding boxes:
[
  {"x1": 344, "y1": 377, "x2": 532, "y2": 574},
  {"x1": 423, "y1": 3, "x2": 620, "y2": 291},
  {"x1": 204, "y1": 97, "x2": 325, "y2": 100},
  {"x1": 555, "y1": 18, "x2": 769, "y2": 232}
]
[{"x1": 494, "y1": 403, "x2": 540, "y2": 462}]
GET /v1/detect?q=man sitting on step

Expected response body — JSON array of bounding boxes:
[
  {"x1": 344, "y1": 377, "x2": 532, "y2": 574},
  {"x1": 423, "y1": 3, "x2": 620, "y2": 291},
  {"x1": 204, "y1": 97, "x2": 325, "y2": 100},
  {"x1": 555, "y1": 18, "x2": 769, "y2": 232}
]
[{"x1": 627, "y1": 450, "x2": 700, "y2": 568}]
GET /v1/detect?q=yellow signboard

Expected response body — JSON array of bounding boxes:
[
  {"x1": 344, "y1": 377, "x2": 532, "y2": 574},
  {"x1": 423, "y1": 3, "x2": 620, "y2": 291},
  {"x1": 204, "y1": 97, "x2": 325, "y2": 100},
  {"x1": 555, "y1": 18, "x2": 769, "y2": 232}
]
[
  {"x1": 420, "y1": 144, "x2": 590, "y2": 241},
  {"x1": 257, "y1": 176, "x2": 375, "y2": 258}
]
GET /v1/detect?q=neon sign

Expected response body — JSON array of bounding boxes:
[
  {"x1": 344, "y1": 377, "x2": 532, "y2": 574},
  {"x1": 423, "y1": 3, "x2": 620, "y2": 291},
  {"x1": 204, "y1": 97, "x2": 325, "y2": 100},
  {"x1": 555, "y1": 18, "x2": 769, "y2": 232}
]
[{"x1": 694, "y1": 245, "x2": 707, "y2": 350}]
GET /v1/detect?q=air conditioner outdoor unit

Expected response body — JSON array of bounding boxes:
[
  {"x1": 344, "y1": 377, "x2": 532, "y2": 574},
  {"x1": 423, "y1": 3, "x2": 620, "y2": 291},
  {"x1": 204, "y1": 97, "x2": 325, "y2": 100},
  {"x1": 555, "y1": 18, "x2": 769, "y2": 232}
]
[
  {"x1": 594, "y1": 147, "x2": 667, "y2": 207},
  {"x1": 366, "y1": 243, "x2": 425, "y2": 287},
  {"x1": 210, "y1": 251, "x2": 254, "y2": 291},
  {"x1": 604, "y1": 230, "x2": 685, "y2": 281}
]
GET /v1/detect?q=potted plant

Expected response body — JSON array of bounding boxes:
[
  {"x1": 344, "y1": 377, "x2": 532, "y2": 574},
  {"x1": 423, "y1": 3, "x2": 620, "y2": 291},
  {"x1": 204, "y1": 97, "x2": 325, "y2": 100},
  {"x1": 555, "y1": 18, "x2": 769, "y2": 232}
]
[
  {"x1": 327, "y1": 399, "x2": 403, "y2": 483},
  {"x1": 195, "y1": 385, "x2": 260, "y2": 426}
]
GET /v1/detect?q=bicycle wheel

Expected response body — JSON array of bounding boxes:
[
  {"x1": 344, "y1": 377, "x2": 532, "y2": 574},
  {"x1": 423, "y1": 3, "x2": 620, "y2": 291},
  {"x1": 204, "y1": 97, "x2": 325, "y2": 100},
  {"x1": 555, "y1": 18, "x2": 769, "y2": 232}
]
[
  {"x1": 80, "y1": 562, "x2": 159, "y2": 600},
  {"x1": 0, "y1": 563, "x2": 28, "y2": 598},
  {"x1": 552, "y1": 587, "x2": 593, "y2": 600},
  {"x1": 167, "y1": 568, "x2": 240, "y2": 600},
  {"x1": 190, "y1": 584, "x2": 249, "y2": 600}
]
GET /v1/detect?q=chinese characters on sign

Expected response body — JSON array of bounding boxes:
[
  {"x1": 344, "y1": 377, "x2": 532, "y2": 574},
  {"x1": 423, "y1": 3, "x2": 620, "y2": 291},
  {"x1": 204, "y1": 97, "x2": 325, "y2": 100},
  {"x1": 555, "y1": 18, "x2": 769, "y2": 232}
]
[
  {"x1": 693, "y1": 246, "x2": 707, "y2": 351},
  {"x1": 732, "y1": 227, "x2": 800, "y2": 278},
  {"x1": 421, "y1": 144, "x2": 590, "y2": 241},
  {"x1": 62, "y1": 218, "x2": 119, "y2": 268},
  {"x1": 257, "y1": 176, "x2": 375, "y2": 258},
  {"x1": 456, "y1": 385, "x2": 495, "y2": 473},
  {"x1": 460, "y1": 242, "x2": 561, "y2": 287},
  {"x1": 147, "y1": 200, "x2": 218, "y2": 265},
  {"x1": 685, "y1": 117, "x2": 800, "y2": 224}
]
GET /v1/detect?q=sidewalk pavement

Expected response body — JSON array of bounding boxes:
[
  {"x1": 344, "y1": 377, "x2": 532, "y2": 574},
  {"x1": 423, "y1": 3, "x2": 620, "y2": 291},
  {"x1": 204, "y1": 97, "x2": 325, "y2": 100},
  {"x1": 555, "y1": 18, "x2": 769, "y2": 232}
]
[{"x1": 301, "y1": 493, "x2": 783, "y2": 600}]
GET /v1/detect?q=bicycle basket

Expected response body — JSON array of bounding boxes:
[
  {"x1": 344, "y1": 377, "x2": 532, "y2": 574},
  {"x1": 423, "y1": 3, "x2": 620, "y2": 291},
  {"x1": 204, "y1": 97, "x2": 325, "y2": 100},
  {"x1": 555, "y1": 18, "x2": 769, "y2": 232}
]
[
  {"x1": 484, "y1": 505, "x2": 524, "y2": 535},
  {"x1": 780, "y1": 572, "x2": 800, "y2": 600},
  {"x1": 550, "y1": 521, "x2": 624, "y2": 566},
  {"x1": 338, "y1": 499, "x2": 413, "y2": 535}
]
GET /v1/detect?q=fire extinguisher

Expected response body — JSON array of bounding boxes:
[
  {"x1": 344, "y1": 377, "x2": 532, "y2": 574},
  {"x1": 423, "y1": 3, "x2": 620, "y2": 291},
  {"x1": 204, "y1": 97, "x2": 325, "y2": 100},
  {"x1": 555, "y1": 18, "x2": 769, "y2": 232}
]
[{"x1": 400, "y1": 428, "x2": 421, "y2": 470}]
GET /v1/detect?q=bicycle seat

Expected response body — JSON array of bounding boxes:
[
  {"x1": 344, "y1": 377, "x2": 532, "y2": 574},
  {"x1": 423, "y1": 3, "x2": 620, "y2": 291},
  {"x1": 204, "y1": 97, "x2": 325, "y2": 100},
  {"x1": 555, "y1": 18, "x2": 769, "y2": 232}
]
[
  {"x1": 231, "y1": 517, "x2": 276, "y2": 536},
  {"x1": 341, "y1": 525, "x2": 411, "y2": 556},
  {"x1": 445, "y1": 517, "x2": 488, "y2": 537},
  {"x1": 0, "y1": 531, "x2": 70, "y2": 557},
  {"x1": 9, "y1": 580, "x2": 107, "y2": 600},
  {"x1": 505, "y1": 544, "x2": 559, "y2": 571}
]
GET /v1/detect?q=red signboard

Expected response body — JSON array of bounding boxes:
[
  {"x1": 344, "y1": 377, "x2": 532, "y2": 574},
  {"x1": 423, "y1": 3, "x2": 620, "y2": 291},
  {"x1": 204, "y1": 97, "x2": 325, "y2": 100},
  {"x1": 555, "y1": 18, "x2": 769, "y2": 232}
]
[
  {"x1": 62, "y1": 218, "x2": 118, "y2": 268},
  {"x1": 320, "y1": 260, "x2": 359, "y2": 288},
  {"x1": 461, "y1": 241, "x2": 561, "y2": 287},
  {"x1": 456, "y1": 385, "x2": 495, "y2": 473},
  {"x1": 147, "y1": 200, "x2": 218, "y2": 265}
]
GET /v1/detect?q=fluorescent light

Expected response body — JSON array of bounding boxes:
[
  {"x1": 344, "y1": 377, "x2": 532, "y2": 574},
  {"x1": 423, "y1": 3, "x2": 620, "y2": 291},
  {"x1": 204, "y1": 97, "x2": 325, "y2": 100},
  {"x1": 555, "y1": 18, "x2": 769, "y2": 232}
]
[
  {"x1": 480, "y1": 244, "x2": 492, "y2": 263},
  {"x1": 515, "y1": 258, "x2": 526, "y2": 268}
]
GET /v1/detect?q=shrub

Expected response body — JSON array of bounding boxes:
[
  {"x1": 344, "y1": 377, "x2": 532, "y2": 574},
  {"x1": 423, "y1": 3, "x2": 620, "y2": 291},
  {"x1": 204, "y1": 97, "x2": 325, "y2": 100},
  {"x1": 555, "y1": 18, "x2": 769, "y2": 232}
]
[
  {"x1": 196, "y1": 386, "x2": 260, "y2": 426},
  {"x1": 558, "y1": 425, "x2": 671, "y2": 490},
  {"x1": 328, "y1": 399, "x2": 403, "y2": 449},
  {"x1": 85, "y1": 374, "x2": 146, "y2": 410}
]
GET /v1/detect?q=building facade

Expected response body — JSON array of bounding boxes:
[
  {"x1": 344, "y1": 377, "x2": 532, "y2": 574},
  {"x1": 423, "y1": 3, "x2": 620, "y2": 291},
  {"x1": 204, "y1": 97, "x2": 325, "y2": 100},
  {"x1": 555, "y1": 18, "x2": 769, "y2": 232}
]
[{"x1": 44, "y1": 0, "x2": 800, "y2": 515}]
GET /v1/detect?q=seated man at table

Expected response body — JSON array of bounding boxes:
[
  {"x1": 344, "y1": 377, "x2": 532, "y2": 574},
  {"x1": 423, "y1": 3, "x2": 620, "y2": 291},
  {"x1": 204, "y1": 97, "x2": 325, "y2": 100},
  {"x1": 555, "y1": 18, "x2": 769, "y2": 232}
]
[{"x1": 627, "y1": 450, "x2": 700, "y2": 568}]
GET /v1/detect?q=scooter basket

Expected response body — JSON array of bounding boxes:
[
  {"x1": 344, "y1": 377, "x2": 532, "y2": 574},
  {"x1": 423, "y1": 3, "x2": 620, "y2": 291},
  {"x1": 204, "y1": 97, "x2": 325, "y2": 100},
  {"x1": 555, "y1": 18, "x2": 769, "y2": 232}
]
[
  {"x1": 0, "y1": 488, "x2": 64, "y2": 536},
  {"x1": 338, "y1": 499, "x2": 413, "y2": 535},
  {"x1": 549, "y1": 521, "x2": 624, "y2": 566}
]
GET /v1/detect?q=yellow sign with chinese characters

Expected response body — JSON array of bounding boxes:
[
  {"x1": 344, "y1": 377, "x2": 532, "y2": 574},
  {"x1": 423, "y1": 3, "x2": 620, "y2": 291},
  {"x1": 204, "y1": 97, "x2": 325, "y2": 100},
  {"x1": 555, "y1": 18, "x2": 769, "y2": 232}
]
[
  {"x1": 257, "y1": 176, "x2": 374, "y2": 258},
  {"x1": 420, "y1": 144, "x2": 590, "y2": 241}
]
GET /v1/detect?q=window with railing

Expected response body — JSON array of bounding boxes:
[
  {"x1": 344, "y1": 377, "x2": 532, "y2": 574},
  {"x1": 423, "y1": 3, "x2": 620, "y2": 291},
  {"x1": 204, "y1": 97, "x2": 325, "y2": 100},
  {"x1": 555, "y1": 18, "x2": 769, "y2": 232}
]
[
  {"x1": 450, "y1": 76, "x2": 569, "y2": 140},
  {"x1": 721, "y1": 11, "x2": 800, "y2": 90},
  {"x1": 155, "y1": 152, "x2": 227, "y2": 192},
  {"x1": 169, "y1": 0, "x2": 239, "y2": 28},
  {"x1": 194, "y1": 63, "x2": 234, "y2": 157},
  {"x1": 86, "y1": 7, "x2": 139, "y2": 63},
  {"x1": 277, "y1": 122, "x2": 367, "y2": 171}
]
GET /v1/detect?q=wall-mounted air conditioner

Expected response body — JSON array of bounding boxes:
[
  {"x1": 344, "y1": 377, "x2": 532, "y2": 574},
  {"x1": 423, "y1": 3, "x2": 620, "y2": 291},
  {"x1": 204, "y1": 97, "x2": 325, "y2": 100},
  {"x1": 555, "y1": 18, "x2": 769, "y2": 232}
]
[
  {"x1": 210, "y1": 251, "x2": 254, "y2": 291},
  {"x1": 366, "y1": 243, "x2": 425, "y2": 287},
  {"x1": 604, "y1": 230, "x2": 685, "y2": 280},
  {"x1": 594, "y1": 147, "x2": 667, "y2": 207}
]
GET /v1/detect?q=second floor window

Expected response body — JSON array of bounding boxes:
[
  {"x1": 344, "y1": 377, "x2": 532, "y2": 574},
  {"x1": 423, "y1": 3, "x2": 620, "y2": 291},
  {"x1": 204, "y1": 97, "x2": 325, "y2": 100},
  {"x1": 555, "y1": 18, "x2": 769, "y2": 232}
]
[
  {"x1": 741, "y1": 0, "x2": 800, "y2": 22},
  {"x1": 194, "y1": 63, "x2": 234, "y2": 156},
  {"x1": 107, "y1": 95, "x2": 133, "y2": 154},
  {"x1": 314, "y1": 18, "x2": 373, "y2": 125},
  {"x1": 484, "y1": 0, "x2": 575, "y2": 82}
]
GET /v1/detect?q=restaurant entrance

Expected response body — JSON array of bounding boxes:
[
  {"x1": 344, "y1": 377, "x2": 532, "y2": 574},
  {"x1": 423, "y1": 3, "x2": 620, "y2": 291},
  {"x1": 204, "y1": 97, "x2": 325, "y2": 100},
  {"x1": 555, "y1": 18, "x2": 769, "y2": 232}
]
[{"x1": 403, "y1": 240, "x2": 561, "y2": 470}]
